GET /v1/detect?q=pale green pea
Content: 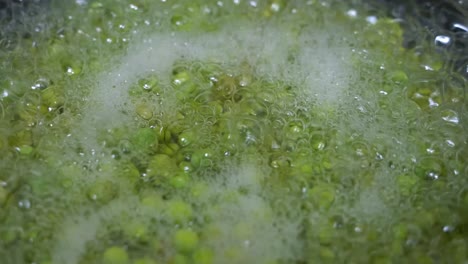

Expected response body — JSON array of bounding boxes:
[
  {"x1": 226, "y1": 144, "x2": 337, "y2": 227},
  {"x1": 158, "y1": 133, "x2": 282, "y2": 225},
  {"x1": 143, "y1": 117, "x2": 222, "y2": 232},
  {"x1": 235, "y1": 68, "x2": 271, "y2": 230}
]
[
  {"x1": 319, "y1": 246, "x2": 335, "y2": 261},
  {"x1": 178, "y1": 131, "x2": 195, "y2": 147},
  {"x1": 193, "y1": 248, "x2": 214, "y2": 264},
  {"x1": 167, "y1": 200, "x2": 193, "y2": 223},
  {"x1": 87, "y1": 180, "x2": 117, "y2": 203},
  {"x1": 172, "y1": 254, "x2": 188, "y2": 264},
  {"x1": 309, "y1": 184, "x2": 335, "y2": 209},
  {"x1": 18, "y1": 145, "x2": 33, "y2": 155},
  {"x1": 147, "y1": 154, "x2": 178, "y2": 178},
  {"x1": 174, "y1": 229, "x2": 198, "y2": 253},
  {"x1": 170, "y1": 174, "x2": 189, "y2": 189},
  {"x1": 396, "y1": 174, "x2": 418, "y2": 196},
  {"x1": 124, "y1": 221, "x2": 148, "y2": 242},
  {"x1": 133, "y1": 257, "x2": 158, "y2": 264},
  {"x1": 179, "y1": 161, "x2": 193, "y2": 174},
  {"x1": 0, "y1": 186, "x2": 7, "y2": 204},
  {"x1": 103, "y1": 246, "x2": 129, "y2": 264},
  {"x1": 390, "y1": 70, "x2": 408, "y2": 83},
  {"x1": 136, "y1": 103, "x2": 153, "y2": 120},
  {"x1": 158, "y1": 127, "x2": 172, "y2": 143},
  {"x1": 132, "y1": 128, "x2": 158, "y2": 150},
  {"x1": 138, "y1": 76, "x2": 158, "y2": 91},
  {"x1": 141, "y1": 193, "x2": 164, "y2": 209},
  {"x1": 172, "y1": 71, "x2": 191, "y2": 86}
]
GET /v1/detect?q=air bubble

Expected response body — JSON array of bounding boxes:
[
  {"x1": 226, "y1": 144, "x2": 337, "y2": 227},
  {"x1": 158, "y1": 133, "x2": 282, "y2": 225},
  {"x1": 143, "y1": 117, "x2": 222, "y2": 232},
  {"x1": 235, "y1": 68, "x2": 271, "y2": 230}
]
[
  {"x1": 18, "y1": 199, "x2": 31, "y2": 209},
  {"x1": 434, "y1": 35, "x2": 451, "y2": 47},
  {"x1": 441, "y1": 110, "x2": 459, "y2": 124},
  {"x1": 346, "y1": 9, "x2": 357, "y2": 18}
]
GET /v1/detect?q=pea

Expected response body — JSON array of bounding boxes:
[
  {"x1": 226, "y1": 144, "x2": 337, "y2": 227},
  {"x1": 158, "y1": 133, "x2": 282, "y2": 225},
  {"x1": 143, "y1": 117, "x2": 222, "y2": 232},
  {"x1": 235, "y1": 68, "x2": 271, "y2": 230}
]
[
  {"x1": 147, "y1": 154, "x2": 178, "y2": 179},
  {"x1": 136, "y1": 103, "x2": 153, "y2": 120},
  {"x1": 174, "y1": 229, "x2": 199, "y2": 253},
  {"x1": 167, "y1": 200, "x2": 193, "y2": 223},
  {"x1": 0, "y1": 186, "x2": 7, "y2": 204},
  {"x1": 178, "y1": 131, "x2": 195, "y2": 147},
  {"x1": 169, "y1": 173, "x2": 190, "y2": 189},
  {"x1": 389, "y1": 70, "x2": 408, "y2": 83},
  {"x1": 124, "y1": 221, "x2": 148, "y2": 242},
  {"x1": 396, "y1": 174, "x2": 418, "y2": 196},
  {"x1": 103, "y1": 246, "x2": 129, "y2": 264},
  {"x1": 132, "y1": 128, "x2": 158, "y2": 151},
  {"x1": 133, "y1": 257, "x2": 158, "y2": 264},
  {"x1": 18, "y1": 145, "x2": 33, "y2": 155},
  {"x1": 193, "y1": 248, "x2": 214, "y2": 264},
  {"x1": 309, "y1": 184, "x2": 335, "y2": 209},
  {"x1": 87, "y1": 180, "x2": 118, "y2": 203},
  {"x1": 141, "y1": 193, "x2": 164, "y2": 209},
  {"x1": 171, "y1": 254, "x2": 188, "y2": 264}
]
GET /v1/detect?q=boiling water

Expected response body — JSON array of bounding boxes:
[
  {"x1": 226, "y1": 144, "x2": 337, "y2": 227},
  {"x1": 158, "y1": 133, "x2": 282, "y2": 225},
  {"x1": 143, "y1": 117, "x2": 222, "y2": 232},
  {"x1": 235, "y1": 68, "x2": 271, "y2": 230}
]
[{"x1": 0, "y1": 1, "x2": 467, "y2": 263}]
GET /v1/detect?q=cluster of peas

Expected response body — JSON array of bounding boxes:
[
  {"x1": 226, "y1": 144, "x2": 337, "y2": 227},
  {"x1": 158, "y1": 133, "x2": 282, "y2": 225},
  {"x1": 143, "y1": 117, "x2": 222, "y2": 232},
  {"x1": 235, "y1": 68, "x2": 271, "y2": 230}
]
[{"x1": 0, "y1": 0, "x2": 467, "y2": 263}]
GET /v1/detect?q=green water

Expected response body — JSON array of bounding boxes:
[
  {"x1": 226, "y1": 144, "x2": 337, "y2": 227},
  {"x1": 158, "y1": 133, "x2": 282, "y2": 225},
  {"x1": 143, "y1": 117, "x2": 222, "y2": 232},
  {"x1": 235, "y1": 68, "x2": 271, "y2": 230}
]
[{"x1": 0, "y1": 1, "x2": 467, "y2": 263}]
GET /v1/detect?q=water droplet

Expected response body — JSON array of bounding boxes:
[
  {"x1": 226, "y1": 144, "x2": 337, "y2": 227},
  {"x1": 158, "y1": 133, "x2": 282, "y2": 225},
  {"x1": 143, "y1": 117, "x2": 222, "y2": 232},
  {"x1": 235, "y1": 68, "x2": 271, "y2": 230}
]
[{"x1": 442, "y1": 110, "x2": 459, "y2": 124}]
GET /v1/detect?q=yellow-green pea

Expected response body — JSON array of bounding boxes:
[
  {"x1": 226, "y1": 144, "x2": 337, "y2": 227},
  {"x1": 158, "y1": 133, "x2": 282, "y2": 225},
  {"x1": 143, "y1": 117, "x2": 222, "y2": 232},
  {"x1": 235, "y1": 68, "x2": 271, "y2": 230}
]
[
  {"x1": 133, "y1": 257, "x2": 158, "y2": 264},
  {"x1": 103, "y1": 246, "x2": 129, "y2": 264},
  {"x1": 193, "y1": 248, "x2": 214, "y2": 264},
  {"x1": 167, "y1": 200, "x2": 193, "y2": 223},
  {"x1": 174, "y1": 229, "x2": 198, "y2": 253}
]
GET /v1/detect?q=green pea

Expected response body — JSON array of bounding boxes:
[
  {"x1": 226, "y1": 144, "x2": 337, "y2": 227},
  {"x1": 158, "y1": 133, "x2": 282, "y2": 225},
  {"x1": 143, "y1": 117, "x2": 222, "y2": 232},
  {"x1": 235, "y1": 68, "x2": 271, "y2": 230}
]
[
  {"x1": 103, "y1": 246, "x2": 129, "y2": 264},
  {"x1": 178, "y1": 161, "x2": 193, "y2": 174},
  {"x1": 174, "y1": 229, "x2": 198, "y2": 253},
  {"x1": 167, "y1": 200, "x2": 193, "y2": 223},
  {"x1": 136, "y1": 103, "x2": 153, "y2": 120},
  {"x1": 159, "y1": 143, "x2": 180, "y2": 156},
  {"x1": 178, "y1": 131, "x2": 195, "y2": 147},
  {"x1": 193, "y1": 248, "x2": 214, "y2": 264},
  {"x1": 396, "y1": 174, "x2": 418, "y2": 196},
  {"x1": 138, "y1": 76, "x2": 159, "y2": 91},
  {"x1": 147, "y1": 154, "x2": 178, "y2": 179},
  {"x1": 87, "y1": 180, "x2": 118, "y2": 203},
  {"x1": 18, "y1": 145, "x2": 33, "y2": 155},
  {"x1": 41, "y1": 86, "x2": 64, "y2": 108},
  {"x1": 141, "y1": 193, "x2": 164, "y2": 209},
  {"x1": 170, "y1": 173, "x2": 190, "y2": 189},
  {"x1": 124, "y1": 221, "x2": 148, "y2": 242},
  {"x1": 158, "y1": 127, "x2": 172, "y2": 144},
  {"x1": 133, "y1": 257, "x2": 158, "y2": 264},
  {"x1": 190, "y1": 149, "x2": 214, "y2": 168},
  {"x1": 389, "y1": 70, "x2": 408, "y2": 83},
  {"x1": 319, "y1": 246, "x2": 335, "y2": 261},
  {"x1": 132, "y1": 128, "x2": 158, "y2": 151},
  {"x1": 171, "y1": 254, "x2": 188, "y2": 264},
  {"x1": 0, "y1": 186, "x2": 7, "y2": 204},
  {"x1": 309, "y1": 184, "x2": 335, "y2": 209},
  {"x1": 172, "y1": 71, "x2": 191, "y2": 86}
]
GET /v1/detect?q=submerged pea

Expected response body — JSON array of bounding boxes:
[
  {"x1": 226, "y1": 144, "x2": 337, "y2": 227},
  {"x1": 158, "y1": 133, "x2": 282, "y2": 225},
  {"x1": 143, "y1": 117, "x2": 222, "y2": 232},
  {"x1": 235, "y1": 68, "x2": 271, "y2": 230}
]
[
  {"x1": 103, "y1": 246, "x2": 129, "y2": 264},
  {"x1": 174, "y1": 229, "x2": 199, "y2": 253}
]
